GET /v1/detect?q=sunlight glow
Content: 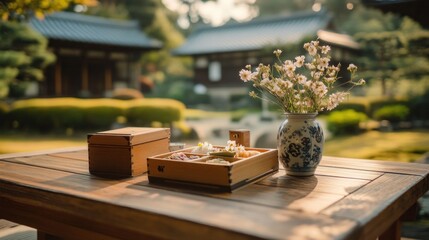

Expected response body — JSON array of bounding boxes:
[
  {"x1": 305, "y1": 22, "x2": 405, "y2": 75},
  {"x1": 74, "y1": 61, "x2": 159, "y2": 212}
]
[
  {"x1": 162, "y1": 0, "x2": 258, "y2": 29},
  {"x1": 312, "y1": 2, "x2": 322, "y2": 12}
]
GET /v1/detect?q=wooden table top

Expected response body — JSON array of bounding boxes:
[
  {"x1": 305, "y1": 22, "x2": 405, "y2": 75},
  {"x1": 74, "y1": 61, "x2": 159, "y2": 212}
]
[{"x1": 0, "y1": 147, "x2": 428, "y2": 240}]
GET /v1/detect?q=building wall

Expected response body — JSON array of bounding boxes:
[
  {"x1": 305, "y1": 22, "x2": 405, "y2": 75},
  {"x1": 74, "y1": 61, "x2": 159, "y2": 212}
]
[{"x1": 39, "y1": 44, "x2": 142, "y2": 98}]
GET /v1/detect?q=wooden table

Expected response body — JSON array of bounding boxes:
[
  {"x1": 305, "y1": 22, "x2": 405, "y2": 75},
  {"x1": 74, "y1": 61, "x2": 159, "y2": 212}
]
[{"x1": 0, "y1": 147, "x2": 428, "y2": 240}]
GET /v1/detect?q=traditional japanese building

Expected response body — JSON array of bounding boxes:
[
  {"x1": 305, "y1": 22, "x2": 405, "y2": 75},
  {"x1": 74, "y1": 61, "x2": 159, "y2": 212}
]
[
  {"x1": 173, "y1": 11, "x2": 359, "y2": 109},
  {"x1": 30, "y1": 11, "x2": 161, "y2": 97}
]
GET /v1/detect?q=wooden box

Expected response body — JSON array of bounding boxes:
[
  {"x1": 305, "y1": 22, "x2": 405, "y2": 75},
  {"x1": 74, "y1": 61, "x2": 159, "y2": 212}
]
[
  {"x1": 229, "y1": 129, "x2": 250, "y2": 147},
  {"x1": 147, "y1": 147, "x2": 278, "y2": 192},
  {"x1": 88, "y1": 127, "x2": 170, "y2": 178}
]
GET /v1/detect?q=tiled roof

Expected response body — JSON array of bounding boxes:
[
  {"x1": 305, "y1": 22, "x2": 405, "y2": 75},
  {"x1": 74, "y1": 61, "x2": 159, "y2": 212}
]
[
  {"x1": 173, "y1": 11, "x2": 331, "y2": 55},
  {"x1": 30, "y1": 11, "x2": 162, "y2": 49}
]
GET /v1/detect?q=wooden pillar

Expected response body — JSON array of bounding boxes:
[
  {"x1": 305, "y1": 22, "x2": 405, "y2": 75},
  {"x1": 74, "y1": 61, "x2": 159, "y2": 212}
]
[
  {"x1": 54, "y1": 59, "x2": 62, "y2": 96},
  {"x1": 82, "y1": 53, "x2": 89, "y2": 92},
  {"x1": 105, "y1": 53, "x2": 112, "y2": 91}
]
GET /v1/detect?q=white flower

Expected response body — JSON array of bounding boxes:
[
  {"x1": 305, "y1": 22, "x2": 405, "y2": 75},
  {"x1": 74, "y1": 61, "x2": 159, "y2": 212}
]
[
  {"x1": 305, "y1": 63, "x2": 315, "y2": 70},
  {"x1": 311, "y1": 40, "x2": 319, "y2": 47},
  {"x1": 312, "y1": 82, "x2": 327, "y2": 97},
  {"x1": 308, "y1": 45, "x2": 317, "y2": 56},
  {"x1": 296, "y1": 74, "x2": 307, "y2": 84},
  {"x1": 273, "y1": 49, "x2": 282, "y2": 56},
  {"x1": 318, "y1": 57, "x2": 330, "y2": 69},
  {"x1": 284, "y1": 60, "x2": 296, "y2": 73},
  {"x1": 245, "y1": 64, "x2": 251, "y2": 69},
  {"x1": 284, "y1": 80, "x2": 293, "y2": 89},
  {"x1": 260, "y1": 78, "x2": 270, "y2": 86},
  {"x1": 225, "y1": 140, "x2": 237, "y2": 151},
  {"x1": 347, "y1": 64, "x2": 357, "y2": 72},
  {"x1": 239, "y1": 69, "x2": 252, "y2": 82},
  {"x1": 313, "y1": 72, "x2": 322, "y2": 81},
  {"x1": 240, "y1": 39, "x2": 365, "y2": 113},
  {"x1": 262, "y1": 72, "x2": 269, "y2": 79},
  {"x1": 321, "y1": 45, "x2": 331, "y2": 54},
  {"x1": 327, "y1": 92, "x2": 349, "y2": 110},
  {"x1": 324, "y1": 77, "x2": 336, "y2": 83},
  {"x1": 294, "y1": 55, "x2": 305, "y2": 68},
  {"x1": 273, "y1": 85, "x2": 284, "y2": 97},
  {"x1": 303, "y1": 42, "x2": 310, "y2": 50}
]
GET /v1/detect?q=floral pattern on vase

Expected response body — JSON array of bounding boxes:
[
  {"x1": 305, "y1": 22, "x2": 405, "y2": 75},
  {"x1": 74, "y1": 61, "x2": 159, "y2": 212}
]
[{"x1": 277, "y1": 113, "x2": 324, "y2": 176}]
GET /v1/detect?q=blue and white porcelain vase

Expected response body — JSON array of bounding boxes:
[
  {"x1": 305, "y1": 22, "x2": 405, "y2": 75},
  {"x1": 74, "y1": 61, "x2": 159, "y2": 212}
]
[{"x1": 277, "y1": 113, "x2": 324, "y2": 176}]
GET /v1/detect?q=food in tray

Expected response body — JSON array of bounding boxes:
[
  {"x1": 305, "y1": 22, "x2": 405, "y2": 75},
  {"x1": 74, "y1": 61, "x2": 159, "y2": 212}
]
[
  {"x1": 209, "y1": 151, "x2": 236, "y2": 157},
  {"x1": 166, "y1": 152, "x2": 200, "y2": 161},
  {"x1": 192, "y1": 140, "x2": 261, "y2": 158},
  {"x1": 206, "y1": 158, "x2": 230, "y2": 165},
  {"x1": 191, "y1": 142, "x2": 214, "y2": 154},
  {"x1": 236, "y1": 149, "x2": 260, "y2": 158}
]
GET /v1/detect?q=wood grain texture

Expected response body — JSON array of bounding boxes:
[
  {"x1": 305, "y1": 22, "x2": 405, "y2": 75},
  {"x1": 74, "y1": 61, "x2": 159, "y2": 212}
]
[
  {"x1": 0, "y1": 160, "x2": 359, "y2": 240},
  {"x1": 321, "y1": 156, "x2": 429, "y2": 176},
  {"x1": 1, "y1": 149, "x2": 428, "y2": 240},
  {"x1": 321, "y1": 173, "x2": 429, "y2": 239}
]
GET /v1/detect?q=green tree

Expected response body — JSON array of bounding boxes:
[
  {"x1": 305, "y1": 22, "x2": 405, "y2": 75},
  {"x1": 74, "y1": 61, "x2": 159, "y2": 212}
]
[
  {"x1": 0, "y1": 0, "x2": 97, "y2": 21},
  {"x1": 342, "y1": 7, "x2": 429, "y2": 96},
  {"x1": 0, "y1": 21, "x2": 55, "y2": 98}
]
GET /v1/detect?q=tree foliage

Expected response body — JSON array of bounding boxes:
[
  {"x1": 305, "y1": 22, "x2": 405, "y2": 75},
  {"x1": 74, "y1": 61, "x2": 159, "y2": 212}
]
[
  {"x1": 0, "y1": 0, "x2": 97, "y2": 21},
  {"x1": 341, "y1": 7, "x2": 429, "y2": 97},
  {"x1": 0, "y1": 21, "x2": 55, "y2": 98}
]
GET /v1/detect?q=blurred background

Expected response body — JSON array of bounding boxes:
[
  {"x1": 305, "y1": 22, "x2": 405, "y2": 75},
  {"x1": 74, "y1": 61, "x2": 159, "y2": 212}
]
[{"x1": 0, "y1": 0, "x2": 428, "y2": 238}]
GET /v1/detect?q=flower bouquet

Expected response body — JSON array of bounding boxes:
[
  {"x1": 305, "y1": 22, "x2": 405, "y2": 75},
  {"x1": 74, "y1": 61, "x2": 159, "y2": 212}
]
[{"x1": 239, "y1": 40, "x2": 365, "y2": 176}]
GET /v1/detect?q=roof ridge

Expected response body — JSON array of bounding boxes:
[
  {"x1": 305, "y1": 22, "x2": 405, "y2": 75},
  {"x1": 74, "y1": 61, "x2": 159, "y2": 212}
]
[
  {"x1": 44, "y1": 11, "x2": 138, "y2": 29},
  {"x1": 193, "y1": 10, "x2": 329, "y2": 33}
]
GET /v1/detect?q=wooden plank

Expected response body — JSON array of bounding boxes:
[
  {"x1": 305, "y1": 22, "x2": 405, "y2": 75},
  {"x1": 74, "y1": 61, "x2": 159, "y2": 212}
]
[
  {"x1": 314, "y1": 165, "x2": 382, "y2": 181},
  {"x1": 1, "y1": 155, "x2": 88, "y2": 174},
  {"x1": 143, "y1": 169, "x2": 370, "y2": 213},
  {"x1": 48, "y1": 150, "x2": 88, "y2": 161},
  {"x1": 321, "y1": 173, "x2": 429, "y2": 239},
  {"x1": 320, "y1": 156, "x2": 429, "y2": 176},
  {"x1": 0, "y1": 147, "x2": 86, "y2": 160},
  {"x1": 258, "y1": 170, "x2": 372, "y2": 195},
  {"x1": 0, "y1": 160, "x2": 359, "y2": 240}
]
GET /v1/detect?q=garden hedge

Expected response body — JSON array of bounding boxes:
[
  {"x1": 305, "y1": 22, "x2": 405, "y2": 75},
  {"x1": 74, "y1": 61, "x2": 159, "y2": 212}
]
[
  {"x1": 4, "y1": 98, "x2": 185, "y2": 132},
  {"x1": 327, "y1": 109, "x2": 367, "y2": 136},
  {"x1": 373, "y1": 104, "x2": 410, "y2": 123}
]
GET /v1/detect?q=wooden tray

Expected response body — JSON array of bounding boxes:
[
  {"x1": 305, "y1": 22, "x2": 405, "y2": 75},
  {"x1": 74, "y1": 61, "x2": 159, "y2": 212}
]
[{"x1": 147, "y1": 146, "x2": 278, "y2": 192}]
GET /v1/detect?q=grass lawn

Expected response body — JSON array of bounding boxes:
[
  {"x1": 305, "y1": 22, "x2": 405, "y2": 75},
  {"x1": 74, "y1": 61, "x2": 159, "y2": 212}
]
[
  {"x1": 1, "y1": 129, "x2": 429, "y2": 163},
  {"x1": 0, "y1": 133, "x2": 86, "y2": 154},
  {"x1": 324, "y1": 129, "x2": 429, "y2": 162}
]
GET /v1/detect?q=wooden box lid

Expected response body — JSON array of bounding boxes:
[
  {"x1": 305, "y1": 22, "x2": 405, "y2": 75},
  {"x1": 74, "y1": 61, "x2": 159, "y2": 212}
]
[{"x1": 88, "y1": 127, "x2": 170, "y2": 146}]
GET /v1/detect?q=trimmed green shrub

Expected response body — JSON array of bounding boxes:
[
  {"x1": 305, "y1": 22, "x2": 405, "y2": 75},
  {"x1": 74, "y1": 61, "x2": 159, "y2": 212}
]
[
  {"x1": 7, "y1": 106, "x2": 84, "y2": 132},
  {"x1": 127, "y1": 98, "x2": 185, "y2": 125},
  {"x1": 320, "y1": 102, "x2": 367, "y2": 116},
  {"x1": 327, "y1": 110, "x2": 367, "y2": 136},
  {"x1": 127, "y1": 105, "x2": 182, "y2": 126},
  {"x1": 83, "y1": 106, "x2": 125, "y2": 130},
  {"x1": 373, "y1": 105, "x2": 410, "y2": 123},
  {"x1": 334, "y1": 102, "x2": 367, "y2": 113},
  {"x1": 368, "y1": 99, "x2": 409, "y2": 117},
  {"x1": 5, "y1": 98, "x2": 186, "y2": 132}
]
